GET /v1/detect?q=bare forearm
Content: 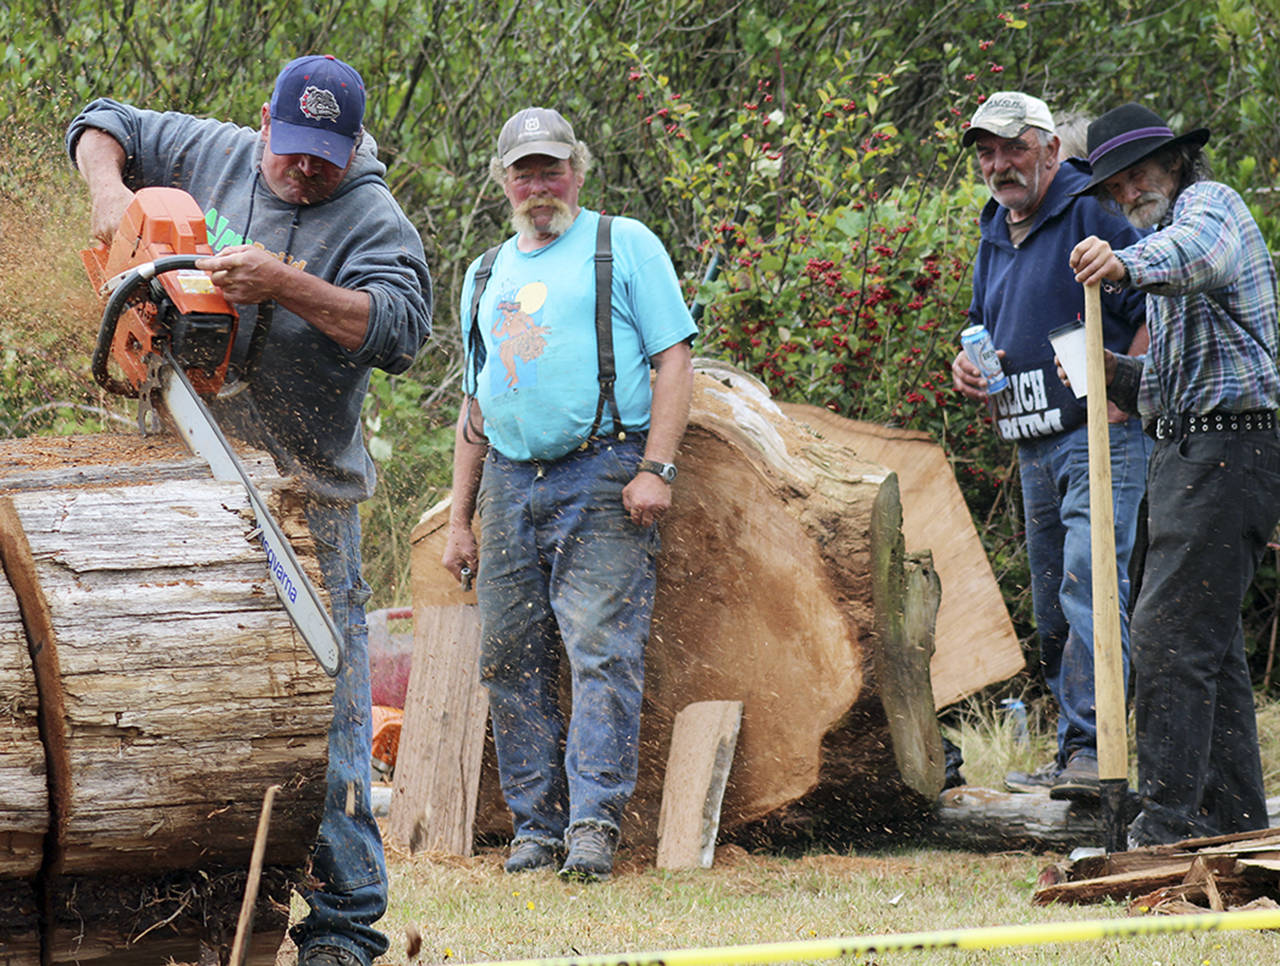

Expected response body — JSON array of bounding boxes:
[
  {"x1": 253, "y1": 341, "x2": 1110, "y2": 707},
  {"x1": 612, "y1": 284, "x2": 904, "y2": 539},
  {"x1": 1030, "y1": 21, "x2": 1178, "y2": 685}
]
[
  {"x1": 271, "y1": 265, "x2": 371, "y2": 351},
  {"x1": 643, "y1": 342, "x2": 694, "y2": 463},
  {"x1": 74, "y1": 128, "x2": 135, "y2": 244},
  {"x1": 448, "y1": 400, "x2": 488, "y2": 527},
  {"x1": 198, "y1": 245, "x2": 371, "y2": 350},
  {"x1": 441, "y1": 400, "x2": 488, "y2": 579}
]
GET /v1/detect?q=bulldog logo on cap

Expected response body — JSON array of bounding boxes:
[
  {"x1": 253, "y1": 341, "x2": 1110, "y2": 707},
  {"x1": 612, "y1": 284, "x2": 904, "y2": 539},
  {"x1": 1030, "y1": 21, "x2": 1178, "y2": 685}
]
[{"x1": 299, "y1": 86, "x2": 342, "y2": 123}]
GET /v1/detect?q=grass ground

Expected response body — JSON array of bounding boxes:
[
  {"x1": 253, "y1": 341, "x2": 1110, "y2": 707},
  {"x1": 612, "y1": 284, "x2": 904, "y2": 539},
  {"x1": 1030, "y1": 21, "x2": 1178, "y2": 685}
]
[
  {"x1": 368, "y1": 842, "x2": 1278, "y2": 966},
  {"x1": 350, "y1": 697, "x2": 1280, "y2": 966}
]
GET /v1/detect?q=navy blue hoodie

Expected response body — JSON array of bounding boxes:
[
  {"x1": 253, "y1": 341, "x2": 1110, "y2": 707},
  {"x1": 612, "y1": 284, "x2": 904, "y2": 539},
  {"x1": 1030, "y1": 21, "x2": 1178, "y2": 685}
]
[
  {"x1": 967, "y1": 158, "x2": 1145, "y2": 441},
  {"x1": 67, "y1": 98, "x2": 433, "y2": 502}
]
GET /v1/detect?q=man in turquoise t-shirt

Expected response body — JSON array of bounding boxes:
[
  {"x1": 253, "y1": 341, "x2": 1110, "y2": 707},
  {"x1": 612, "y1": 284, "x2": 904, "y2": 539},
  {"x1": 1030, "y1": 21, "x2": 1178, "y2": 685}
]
[{"x1": 443, "y1": 107, "x2": 696, "y2": 881}]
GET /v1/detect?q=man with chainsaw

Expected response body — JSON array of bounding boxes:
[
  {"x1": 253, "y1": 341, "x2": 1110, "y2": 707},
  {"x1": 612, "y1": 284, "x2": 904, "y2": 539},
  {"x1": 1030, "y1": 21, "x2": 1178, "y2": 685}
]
[
  {"x1": 1070, "y1": 103, "x2": 1280, "y2": 847},
  {"x1": 951, "y1": 91, "x2": 1150, "y2": 803},
  {"x1": 441, "y1": 107, "x2": 695, "y2": 881},
  {"x1": 67, "y1": 55, "x2": 431, "y2": 966}
]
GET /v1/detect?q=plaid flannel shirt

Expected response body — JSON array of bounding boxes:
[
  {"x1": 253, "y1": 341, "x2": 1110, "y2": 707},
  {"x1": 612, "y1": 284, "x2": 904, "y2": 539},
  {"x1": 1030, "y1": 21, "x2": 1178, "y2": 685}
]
[{"x1": 1114, "y1": 180, "x2": 1280, "y2": 418}]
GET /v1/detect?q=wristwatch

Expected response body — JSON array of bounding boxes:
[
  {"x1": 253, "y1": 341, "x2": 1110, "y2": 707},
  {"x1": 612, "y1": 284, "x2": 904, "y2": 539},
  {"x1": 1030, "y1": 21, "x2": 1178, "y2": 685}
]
[{"x1": 637, "y1": 459, "x2": 677, "y2": 484}]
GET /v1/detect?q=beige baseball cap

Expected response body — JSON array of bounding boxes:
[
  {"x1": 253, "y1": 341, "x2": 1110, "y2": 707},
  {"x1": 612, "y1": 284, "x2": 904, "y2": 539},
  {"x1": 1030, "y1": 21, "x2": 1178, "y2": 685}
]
[
  {"x1": 962, "y1": 92, "x2": 1055, "y2": 146},
  {"x1": 497, "y1": 107, "x2": 576, "y2": 166}
]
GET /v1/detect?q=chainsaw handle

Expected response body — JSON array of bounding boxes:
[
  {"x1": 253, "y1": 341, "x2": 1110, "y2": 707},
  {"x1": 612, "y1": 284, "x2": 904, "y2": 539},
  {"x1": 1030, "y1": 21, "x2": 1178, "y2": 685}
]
[{"x1": 92, "y1": 255, "x2": 207, "y2": 396}]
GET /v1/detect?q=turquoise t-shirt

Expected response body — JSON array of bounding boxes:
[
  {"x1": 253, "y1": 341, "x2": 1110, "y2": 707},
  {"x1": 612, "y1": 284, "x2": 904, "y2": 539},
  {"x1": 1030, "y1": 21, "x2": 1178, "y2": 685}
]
[{"x1": 459, "y1": 209, "x2": 697, "y2": 461}]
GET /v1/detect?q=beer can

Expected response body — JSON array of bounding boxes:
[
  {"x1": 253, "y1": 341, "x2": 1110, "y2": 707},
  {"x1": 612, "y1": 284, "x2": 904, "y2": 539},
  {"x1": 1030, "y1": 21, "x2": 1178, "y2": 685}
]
[{"x1": 960, "y1": 324, "x2": 1009, "y2": 394}]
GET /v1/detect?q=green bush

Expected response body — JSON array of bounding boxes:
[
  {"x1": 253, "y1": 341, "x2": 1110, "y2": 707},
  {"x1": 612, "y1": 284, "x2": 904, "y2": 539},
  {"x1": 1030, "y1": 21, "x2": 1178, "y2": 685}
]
[{"x1": 4, "y1": 0, "x2": 1280, "y2": 688}]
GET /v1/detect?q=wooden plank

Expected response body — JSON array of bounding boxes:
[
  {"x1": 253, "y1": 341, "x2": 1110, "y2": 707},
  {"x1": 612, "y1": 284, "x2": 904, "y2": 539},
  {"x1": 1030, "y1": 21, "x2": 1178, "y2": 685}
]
[
  {"x1": 779, "y1": 404, "x2": 1025, "y2": 708},
  {"x1": 1033, "y1": 860, "x2": 1223, "y2": 905},
  {"x1": 388, "y1": 499, "x2": 489, "y2": 856},
  {"x1": 656, "y1": 700, "x2": 743, "y2": 870}
]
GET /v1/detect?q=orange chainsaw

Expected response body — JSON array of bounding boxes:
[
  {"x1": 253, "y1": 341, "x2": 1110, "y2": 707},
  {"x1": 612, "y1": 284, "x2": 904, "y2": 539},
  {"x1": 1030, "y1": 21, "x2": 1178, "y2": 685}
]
[{"x1": 82, "y1": 187, "x2": 342, "y2": 676}]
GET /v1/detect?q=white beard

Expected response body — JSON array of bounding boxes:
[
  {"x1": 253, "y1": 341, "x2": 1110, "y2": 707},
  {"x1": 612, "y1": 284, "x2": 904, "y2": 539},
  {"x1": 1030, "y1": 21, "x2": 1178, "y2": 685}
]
[
  {"x1": 1124, "y1": 191, "x2": 1171, "y2": 229},
  {"x1": 512, "y1": 196, "x2": 576, "y2": 238}
]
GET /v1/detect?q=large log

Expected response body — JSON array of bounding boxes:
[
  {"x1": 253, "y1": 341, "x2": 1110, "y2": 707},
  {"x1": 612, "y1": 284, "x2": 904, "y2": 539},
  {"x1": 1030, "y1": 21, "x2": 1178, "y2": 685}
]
[
  {"x1": 0, "y1": 433, "x2": 331, "y2": 960},
  {"x1": 406, "y1": 363, "x2": 950, "y2": 850},
  {"x1": 933, "y1": 786, "x2": 1109, "y2": 853},
  {"x1": 778, "y1": 404, "x2": 1024, "y2": 709},
  {"x1": 935, "y1": 788, "x2": 1280, "y2": 855}
]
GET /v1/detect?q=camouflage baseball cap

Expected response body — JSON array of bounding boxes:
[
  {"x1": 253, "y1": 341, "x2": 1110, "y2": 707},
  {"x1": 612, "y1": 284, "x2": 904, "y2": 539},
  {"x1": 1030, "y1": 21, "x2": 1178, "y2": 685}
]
[{"x1": 962, "y1": 92, "x2": 1055, "y2": 147}]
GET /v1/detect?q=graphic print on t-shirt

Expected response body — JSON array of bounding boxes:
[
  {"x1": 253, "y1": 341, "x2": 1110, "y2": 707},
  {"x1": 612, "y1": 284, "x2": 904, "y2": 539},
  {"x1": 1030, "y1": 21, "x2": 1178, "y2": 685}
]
[{"x1": 490, "y1": 281, "x2": 550, "y2": 391}]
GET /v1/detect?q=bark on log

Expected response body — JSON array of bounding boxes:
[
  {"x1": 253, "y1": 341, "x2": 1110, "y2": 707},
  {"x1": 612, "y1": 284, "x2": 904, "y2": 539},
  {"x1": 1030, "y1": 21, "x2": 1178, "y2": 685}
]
[
  {"x1": 409, "y1": 363, "x2": 949, "y2": 849},
  {"x1": 933, "y1": 785, "x2": 1110, "y2": 852},
  {"x1": 0, "y1": 569, "x2": 45, "y2": 879},
  {"x1": 0, "y1": 433, "x2": 330, "y2": 959},
  {"x1": 935, "y1": 790, "x2": 1280, "y2": 855}
]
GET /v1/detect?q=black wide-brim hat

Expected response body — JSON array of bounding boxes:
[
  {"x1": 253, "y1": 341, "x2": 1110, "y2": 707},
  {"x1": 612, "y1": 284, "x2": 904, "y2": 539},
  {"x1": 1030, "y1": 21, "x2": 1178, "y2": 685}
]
[{"x1": 1074, "y1": 102, "x2": 1210, "y2": 194}]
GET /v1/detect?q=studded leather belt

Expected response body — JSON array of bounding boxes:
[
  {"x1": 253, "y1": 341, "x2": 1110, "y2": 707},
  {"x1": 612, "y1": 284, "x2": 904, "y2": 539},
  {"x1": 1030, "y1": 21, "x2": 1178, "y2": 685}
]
[{"x1": 1147, "y1": 410, "x2": 1277, "y2": 441}]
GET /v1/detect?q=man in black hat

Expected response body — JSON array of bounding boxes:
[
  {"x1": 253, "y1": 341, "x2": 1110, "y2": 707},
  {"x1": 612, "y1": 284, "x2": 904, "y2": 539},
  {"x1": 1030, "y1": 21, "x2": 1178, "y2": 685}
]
[{"x1": 1071, "y1": 102, "x2": 1280, "y2": 847}]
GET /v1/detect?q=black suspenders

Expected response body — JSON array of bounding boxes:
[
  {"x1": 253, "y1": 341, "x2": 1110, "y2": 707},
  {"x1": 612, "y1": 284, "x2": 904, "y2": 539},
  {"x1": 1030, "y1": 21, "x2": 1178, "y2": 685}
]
[{"x1": 466, "y1": 215, "x2": 626, "y2": 442}]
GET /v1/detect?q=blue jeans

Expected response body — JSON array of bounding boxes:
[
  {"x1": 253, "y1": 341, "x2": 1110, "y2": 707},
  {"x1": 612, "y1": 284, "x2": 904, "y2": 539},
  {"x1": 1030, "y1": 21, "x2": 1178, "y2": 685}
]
[
  {"x1": 1128, "y1": 427, "x2": 1280, "y2": 844},
  {"x1": 476, "y1": 436, "x2": 658, "y2": 846},
  {"x1": 289, "y1": 500, "x2": 388, "y2": 965},
  {"x1": 1017, "y1": 418, "x2": 1151, "y2": 765}
]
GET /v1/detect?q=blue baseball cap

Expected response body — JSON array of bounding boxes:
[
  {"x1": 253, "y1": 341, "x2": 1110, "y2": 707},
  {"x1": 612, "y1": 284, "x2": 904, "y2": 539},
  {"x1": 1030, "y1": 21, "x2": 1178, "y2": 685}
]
[{"x1": 268, "y1": 55, "x2": 365, "y2": 163}]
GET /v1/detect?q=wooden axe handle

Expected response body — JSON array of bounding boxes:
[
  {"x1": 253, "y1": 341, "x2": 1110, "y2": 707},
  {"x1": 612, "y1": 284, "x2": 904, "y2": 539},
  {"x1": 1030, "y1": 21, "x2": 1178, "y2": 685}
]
[{"x1": 1084, "y1": 283, "x2": 1127, "y2": 785}]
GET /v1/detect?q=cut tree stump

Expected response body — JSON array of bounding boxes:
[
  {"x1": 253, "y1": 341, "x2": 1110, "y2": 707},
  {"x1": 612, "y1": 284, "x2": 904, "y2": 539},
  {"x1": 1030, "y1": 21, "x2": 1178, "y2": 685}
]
[
  {"x1": 778, "y1": 404, "x2": 1024, "y2": 709},
  {"x1": 407, "y1": 362, "x2": 979, "y2": 850},
  {"x1": 387, "y1": 500, "x2": 489, "y2": 856},
  {"x1": 0, "y1": 433, "x2": 331, "y2": 962},
  {"x1": 656, "y1": 700, "x2": 743, "y2": 869}
]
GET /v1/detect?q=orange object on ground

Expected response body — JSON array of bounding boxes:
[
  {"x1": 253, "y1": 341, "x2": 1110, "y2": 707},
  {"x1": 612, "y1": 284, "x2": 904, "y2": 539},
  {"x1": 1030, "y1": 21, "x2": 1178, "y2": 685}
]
[{"x1": 371, "y1": 705, "x2": 403, "y2": 773}]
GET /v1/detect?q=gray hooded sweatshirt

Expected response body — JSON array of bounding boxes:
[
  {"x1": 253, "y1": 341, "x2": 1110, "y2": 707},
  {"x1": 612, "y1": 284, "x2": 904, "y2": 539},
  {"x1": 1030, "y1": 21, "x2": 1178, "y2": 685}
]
[{"x1": 66, "y1": 98, "x2": 433, "y2": 503}]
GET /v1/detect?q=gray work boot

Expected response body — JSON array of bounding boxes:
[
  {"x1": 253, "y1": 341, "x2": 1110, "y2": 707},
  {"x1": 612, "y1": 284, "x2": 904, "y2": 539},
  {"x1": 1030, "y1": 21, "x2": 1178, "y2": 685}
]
[
  {"x1": 559, "y1": 823, "x2": 618, "y2": 882},
  {"x1": 1050, "y1": 751, "x2": 1101, "y2": 802},
  {"x1": 300, "y1": 945, "x2": 365, "y2": 966},
  {"x1": 1004, "y1": 759, "x2": 1059, "y2": 793},
  {"x1": 504, "y1": 838, "x2": 563, "y2": 873}
]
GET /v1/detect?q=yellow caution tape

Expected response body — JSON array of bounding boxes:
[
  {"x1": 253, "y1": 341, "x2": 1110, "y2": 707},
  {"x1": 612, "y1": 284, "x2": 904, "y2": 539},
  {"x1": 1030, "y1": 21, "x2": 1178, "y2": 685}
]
[{"x1": 461, "y1": 908, "x2": 1280, "y2": 966}]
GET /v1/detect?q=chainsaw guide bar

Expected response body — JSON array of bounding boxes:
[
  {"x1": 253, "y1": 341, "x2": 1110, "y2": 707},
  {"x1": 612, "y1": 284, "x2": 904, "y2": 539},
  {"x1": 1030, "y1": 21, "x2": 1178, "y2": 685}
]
[{"x1": 82, "y1": 187, "x2": 343, "y2": 676}]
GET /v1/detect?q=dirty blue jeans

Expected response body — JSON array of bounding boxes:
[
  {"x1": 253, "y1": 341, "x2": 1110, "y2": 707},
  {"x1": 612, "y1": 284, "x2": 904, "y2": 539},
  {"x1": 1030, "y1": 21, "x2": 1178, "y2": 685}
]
[
  {"x1": 289, "y1": 499, "x2": 388, "y2": 965},
  {"x1": 476, "y1": 436, "x2": 658, "y2": 848},
  {"x1": 1128, "y1": 427, "x2": 1280, "y2": 845},
  {"x1": 1017, "y1": 418, "x2": 1151, "y2": 766}
]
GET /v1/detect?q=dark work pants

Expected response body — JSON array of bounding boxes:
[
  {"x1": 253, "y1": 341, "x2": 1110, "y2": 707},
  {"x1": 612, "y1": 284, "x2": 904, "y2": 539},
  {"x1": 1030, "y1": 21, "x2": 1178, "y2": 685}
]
[{"x1": 1128, "y1": 427, "x2": 1280, "y2": 845}]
